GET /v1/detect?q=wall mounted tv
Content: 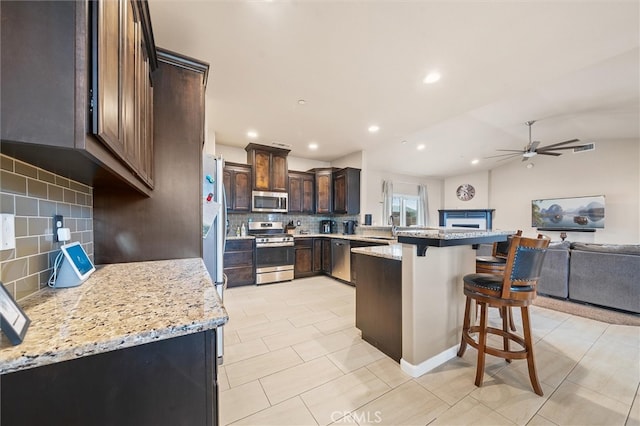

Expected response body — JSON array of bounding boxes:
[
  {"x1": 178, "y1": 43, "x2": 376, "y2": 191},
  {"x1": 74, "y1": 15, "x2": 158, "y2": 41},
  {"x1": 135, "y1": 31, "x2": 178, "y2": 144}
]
[{"x1": 532, "y1": 195, "x2": 605, "y2": 231}]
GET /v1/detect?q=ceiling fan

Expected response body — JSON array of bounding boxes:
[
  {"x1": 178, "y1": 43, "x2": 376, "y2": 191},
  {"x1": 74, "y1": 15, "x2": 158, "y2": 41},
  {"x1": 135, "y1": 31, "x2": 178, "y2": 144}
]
[{"x1": 487, "y1": 120, "x2": 590, "y2": 162}]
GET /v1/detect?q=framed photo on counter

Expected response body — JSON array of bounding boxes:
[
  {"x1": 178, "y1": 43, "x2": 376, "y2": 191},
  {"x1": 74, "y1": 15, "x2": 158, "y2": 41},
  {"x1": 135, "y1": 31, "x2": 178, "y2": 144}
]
[{"x1": 0, "y1": 282, "x2": 31, "y2": 345}]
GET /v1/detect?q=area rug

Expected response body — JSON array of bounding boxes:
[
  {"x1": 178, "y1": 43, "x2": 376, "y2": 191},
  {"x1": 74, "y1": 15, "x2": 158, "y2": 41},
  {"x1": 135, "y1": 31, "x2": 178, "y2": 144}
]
[{"x1": 534, "y1": 296, "x2": 640, "y2": 326}]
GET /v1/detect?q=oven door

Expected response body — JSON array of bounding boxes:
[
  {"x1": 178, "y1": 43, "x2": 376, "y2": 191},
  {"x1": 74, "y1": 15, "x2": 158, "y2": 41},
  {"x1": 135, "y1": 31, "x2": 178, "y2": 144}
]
[{"x1": 255, "y1": 244, "x2": 294, "y2": 284}]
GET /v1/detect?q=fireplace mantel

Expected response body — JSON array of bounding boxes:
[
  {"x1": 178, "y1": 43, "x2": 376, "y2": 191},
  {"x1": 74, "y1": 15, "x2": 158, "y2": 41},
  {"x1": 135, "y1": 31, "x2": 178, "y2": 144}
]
[{"x1": 438, "y1": 209, "x2": 495, "y2": 230}]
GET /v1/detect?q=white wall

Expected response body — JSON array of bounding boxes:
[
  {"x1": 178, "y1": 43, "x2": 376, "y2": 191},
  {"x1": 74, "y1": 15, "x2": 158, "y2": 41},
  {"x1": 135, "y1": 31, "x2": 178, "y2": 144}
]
[
  {"x1": 443, "y1": 171, "x2": 490, "y2": 209},
  {"x1": 447, "y1": 139, "x2": 639, "y2": 243},
  {"x1": 330, "y1": 151, "x2": 363, "y2": 169}
]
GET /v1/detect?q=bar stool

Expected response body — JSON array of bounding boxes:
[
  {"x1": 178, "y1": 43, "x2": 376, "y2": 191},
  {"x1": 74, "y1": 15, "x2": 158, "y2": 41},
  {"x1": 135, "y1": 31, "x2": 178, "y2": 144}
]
[
  {"x1": 475, "y1": 230, "x2": 522, "y2": 331},
  {"x1": 458, "y1": 234, "x2": 550, "y2": 396}
]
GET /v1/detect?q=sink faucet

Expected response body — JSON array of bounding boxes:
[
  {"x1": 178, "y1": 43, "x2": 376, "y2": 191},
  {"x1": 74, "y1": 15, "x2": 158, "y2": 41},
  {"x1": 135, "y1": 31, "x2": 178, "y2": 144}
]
[{"x1": 388, "y1": 215, "x2": 394, "y2": 226}]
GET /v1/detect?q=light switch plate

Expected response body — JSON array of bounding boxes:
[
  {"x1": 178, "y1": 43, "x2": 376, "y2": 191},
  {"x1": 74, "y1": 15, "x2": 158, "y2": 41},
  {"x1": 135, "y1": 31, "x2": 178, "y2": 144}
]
[{"x1": 0, "y1": 214, "x2": 16, "y2": 250}]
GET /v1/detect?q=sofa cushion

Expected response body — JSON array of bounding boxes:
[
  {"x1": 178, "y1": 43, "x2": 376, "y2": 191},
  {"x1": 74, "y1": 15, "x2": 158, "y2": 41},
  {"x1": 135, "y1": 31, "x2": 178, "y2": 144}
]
[
  {"x1": 569, "y1": 249, "x2": 640, "y2": 313},
  {"x1": 570, "y1": 243, "x2": 640, "y2": 256},
  {"x1": 537, "y1": 243, "x2": 570, "y2": 298}
]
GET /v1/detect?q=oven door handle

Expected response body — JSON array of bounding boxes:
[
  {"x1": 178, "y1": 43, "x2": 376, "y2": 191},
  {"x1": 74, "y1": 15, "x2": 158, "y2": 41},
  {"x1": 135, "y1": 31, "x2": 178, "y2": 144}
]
[{"x1": 256, "y1": 243, "x2": 295, "y2": 248}]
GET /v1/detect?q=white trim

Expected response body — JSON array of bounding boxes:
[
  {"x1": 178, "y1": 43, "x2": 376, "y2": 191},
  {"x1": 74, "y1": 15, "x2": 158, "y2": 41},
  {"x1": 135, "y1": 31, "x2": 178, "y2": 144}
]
[{"x1": 400, "y1": 344, "x2": 460, "y2": 378}]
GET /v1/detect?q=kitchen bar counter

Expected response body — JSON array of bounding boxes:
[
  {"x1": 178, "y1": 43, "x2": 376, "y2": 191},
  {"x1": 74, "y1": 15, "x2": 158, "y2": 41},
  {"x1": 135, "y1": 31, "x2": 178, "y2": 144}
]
[
  {"x1": 293, "y1": 233, "x2": 397, "y2": 244},
  {"x1": 351, "y1": 243, "x2": 402, "y2": 261},
  {"x1": 0, "y1": 258, "x2": 228, "y2": 374}
]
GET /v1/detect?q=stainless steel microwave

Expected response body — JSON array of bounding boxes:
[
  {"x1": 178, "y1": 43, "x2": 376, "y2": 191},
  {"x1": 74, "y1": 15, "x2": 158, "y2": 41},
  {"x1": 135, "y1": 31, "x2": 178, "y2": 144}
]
[{"x1": 252, "y1": 191, "x2": 288, "y2": 213}]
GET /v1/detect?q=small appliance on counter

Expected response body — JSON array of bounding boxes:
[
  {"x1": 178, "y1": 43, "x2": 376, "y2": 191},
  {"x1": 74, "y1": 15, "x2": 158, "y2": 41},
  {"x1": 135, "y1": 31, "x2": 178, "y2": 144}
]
[
  {"x1": 343, "y1": 220, "x2": 357, "y2": 235},
  {"x1": 320, "y1": 220, "x2": 337, "y2": 234}
]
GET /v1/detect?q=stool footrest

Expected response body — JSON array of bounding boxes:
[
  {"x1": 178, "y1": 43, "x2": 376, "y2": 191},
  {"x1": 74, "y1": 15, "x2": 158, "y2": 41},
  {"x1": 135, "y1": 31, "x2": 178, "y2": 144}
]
[{"x1": 462, "y1": 326, "x2": 528, "y2": 360}]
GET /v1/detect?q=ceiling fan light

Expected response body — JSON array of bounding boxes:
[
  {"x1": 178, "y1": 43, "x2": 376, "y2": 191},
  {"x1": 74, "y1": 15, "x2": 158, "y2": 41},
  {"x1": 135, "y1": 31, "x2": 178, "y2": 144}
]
[{"x1": 523, "y1": 151, "x2": 537, "y2": 158}]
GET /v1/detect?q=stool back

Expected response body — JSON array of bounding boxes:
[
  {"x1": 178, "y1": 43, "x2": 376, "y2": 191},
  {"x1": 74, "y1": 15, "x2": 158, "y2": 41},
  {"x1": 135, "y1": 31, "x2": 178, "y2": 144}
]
[
  {"x1": 501, "y1": 234, "x2": 550, "y2": 300},
  {"x1": 493, "y1": 230, "x2": 523, "y2": 258}
]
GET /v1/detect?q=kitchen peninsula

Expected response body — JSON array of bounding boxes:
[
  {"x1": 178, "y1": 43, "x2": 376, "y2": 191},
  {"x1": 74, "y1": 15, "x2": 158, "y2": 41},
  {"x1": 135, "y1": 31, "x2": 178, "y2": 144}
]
[
  {"x1": 353, "y1": 228, "x2": 512, "y2": 378},
  {"x1": 0, "y1": 258, "x2": 228, "y2": 426}
]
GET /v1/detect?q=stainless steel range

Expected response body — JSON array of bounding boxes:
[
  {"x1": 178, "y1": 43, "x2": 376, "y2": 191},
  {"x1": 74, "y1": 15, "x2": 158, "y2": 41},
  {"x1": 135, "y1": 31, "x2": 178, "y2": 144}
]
[{"x1": 249, "y1": 221, "x2": 294, "y2": 284}]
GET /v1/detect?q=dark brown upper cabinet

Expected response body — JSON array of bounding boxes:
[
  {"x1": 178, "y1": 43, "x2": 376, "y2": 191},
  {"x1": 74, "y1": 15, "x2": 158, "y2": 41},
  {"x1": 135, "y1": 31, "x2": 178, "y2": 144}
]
[
  {"x1": 0, "y1": 0, "x2": 156, "y2": 195},
  {"x1": 288, "y1": 171, "x2": 315, "y2": 214},
  {"x1": 333, "y1": 167, "x2": 361, "y2": 215},
  {"x1": 245, "y1": 144, "x2": 290, "y2": 192},
  {"x1": 223, "y1": 162, "x2": 252, "y2": 213},
  {"x1": 312, "y1": 168, "x2": 335, "y2": 214}
]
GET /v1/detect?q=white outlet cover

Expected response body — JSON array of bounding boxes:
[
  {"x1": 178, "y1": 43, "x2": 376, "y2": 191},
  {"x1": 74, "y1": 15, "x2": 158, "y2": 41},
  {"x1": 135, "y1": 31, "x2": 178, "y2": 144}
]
[{"x1": 0, "y1": 213, "x2": 16, "y2": 250}]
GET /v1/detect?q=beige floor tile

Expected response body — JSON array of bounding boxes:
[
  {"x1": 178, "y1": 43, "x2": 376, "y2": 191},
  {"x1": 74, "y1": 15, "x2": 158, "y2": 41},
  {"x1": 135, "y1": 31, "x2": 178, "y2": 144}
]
[
  {"x1": 219, "y1": 380, "x2": 270, "y2": 426},
  {"x1": 537, "y1": 381, "x2": 630, "y2": 425},
  {"x1": 218, "y1": 365, "x2": 230, "y2": 392},
  {"x1": 224, "y1": 312, "x2": 269, "y2": 333},
  {"x1": 525, "y1": 414, "x2": 559, "y2": 425},
  {"x1": 415, "y1": 351, "x2": 507, "y2": 406},
  {"x1": 327, "y1": 341, "x2": 386, "y2": 374},
  {"x1": 628, "y1": 392, "x2": 640, "y2": 426},
  {"x1": 225, "y1": 329, "x2": 241, "y2": 345},
  {"x1": 365, "y1": 357, "x2": 411, "y2": 388},
  {"x1": 328, "y1": 413, "x2": 360, "y2": 425},
  {"x1": 538, "y1": 327, "x2": 595, "y2": 361},
  {"x1": 225, "y1": 347, "x2": 303, "y2": 387},
  {"x1": 260, "y1": 356, "x2": 345, "y2": 405},
  {"x1": 554, "y1": 315, "x2": 609, "y2": 342},
  {"x1": 430, "y1": 395, "x2": 514, "y2": 425},
  {"x1": 329, "y1": 303, "x2": 356, "y2": 318},
  {"x1": 510, "y1": 341, "x2": 577, "y2": 389},
  {"x1": 263, "y1": 303, "x2": 313, "y2": 322},
  {"x1": 565, "y1": 338, "x2": 640, "y2": 405},
  {"x1": 354, "y1": 380, "x2": 449, "y2": 425},
  {"x1": 262, "y1": 325, "x2": 324, "y2": 351},
  {"x1": 236, "y1": 318, "x2": 297, "y2": 342},
  {"x1": 289, "y1": 309, "x2": 341, "y2": 327},
  {"x1": 469, "y1": 366, "x2": 553, "y2": 425},
  {"x1": 231, "y1": 396, "x2": 319, "y2": 426},
  {"x1": 301, "y1": 367, "x2": 391, "y2": 426},
  {"x1": 597, "y1": 323, "x2": 640, "y2": 348},
  {"x1": 293, "y1": 330, "x2": 361, "y2": 361},
  {"x1": 314, "y1": 315, "x2": 355, "y2": 335},
  {"x1": 225, "y1": 338, "x2": 270, "y2": 364}
]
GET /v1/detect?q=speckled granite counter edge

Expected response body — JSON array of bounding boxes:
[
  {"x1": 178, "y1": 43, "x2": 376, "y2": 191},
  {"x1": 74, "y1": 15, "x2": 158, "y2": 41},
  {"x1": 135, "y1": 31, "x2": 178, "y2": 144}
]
[
  {"x1": 0, "y1": 258, "x2": 228, "y2": 375},
  {"x1": 351, "y1": 244, "x2": 402, "y2": 261}
]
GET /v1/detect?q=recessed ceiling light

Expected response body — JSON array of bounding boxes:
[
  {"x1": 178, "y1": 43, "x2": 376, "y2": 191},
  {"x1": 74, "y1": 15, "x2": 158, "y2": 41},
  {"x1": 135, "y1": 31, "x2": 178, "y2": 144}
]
[
  {"x1": 247, "y1": 130, "x2": 258, "y2": 139},
  {"x1": 471, "y1": 159, "x2": 479, "y2": 165},
  {"x1": 417, "y1": 144, "x2": 426, "y2": 150},
  {"x1": 401, "y1": 140, "x2": 408, "y2": 145},
  {"x1": 308, "y1": 143, "x2": 318, "y2": 150},
  {"x1": 297, "y1": 99, "x2": 306, "y2": 105},
  {"x1": 526, "y1": 163, "x2": 534, "y2": 169},
  {"x1": 423, "y1": 71, "x2": 441, "y2": 84},
  {"x1": 368, "y1": 125, "x2": 380, "y2": 133}
]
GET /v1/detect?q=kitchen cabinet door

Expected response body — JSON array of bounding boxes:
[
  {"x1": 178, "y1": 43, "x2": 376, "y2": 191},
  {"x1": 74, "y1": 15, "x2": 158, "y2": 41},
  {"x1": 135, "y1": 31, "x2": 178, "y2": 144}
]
[
  {"x1": 288, "y1": 171, "x2": 315, "y2": 214},
  {"x1": 224, "y1": 239, "x2": 255, "y2": 287},
  {"x1": 223, "y1": 162, "x2": 251, "y2": 213},
  {"x1": 321, "y1": 238, "x2": 332, "y2": 274},
  {"x1": 294, "y1": 238, "x2": 314, "y2": 278},
  {"x1": 314, "y1": 169, "x2": 334, "y2": 214},
  {"x1": 313, "y1": 239, "x2": 323, "y2": 273},
  {"x1": 333, "y1": 168, "x2": 361, "y2": 215},
  {"x1": 246, "y1": 144, "x2": 290, "y2": 192}
]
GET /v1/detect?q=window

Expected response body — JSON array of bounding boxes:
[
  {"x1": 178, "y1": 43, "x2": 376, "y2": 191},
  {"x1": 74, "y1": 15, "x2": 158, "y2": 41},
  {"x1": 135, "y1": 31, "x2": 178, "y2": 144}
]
[{"x1": 392, "y1": 195, "x2": 420, "y2": 226}]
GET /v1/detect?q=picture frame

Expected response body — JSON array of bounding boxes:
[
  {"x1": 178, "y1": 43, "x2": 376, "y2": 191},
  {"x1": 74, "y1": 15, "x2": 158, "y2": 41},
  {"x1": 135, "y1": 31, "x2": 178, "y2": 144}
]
[{"x1": 0, "y1": 282, "x2": 31, "y2": 345}]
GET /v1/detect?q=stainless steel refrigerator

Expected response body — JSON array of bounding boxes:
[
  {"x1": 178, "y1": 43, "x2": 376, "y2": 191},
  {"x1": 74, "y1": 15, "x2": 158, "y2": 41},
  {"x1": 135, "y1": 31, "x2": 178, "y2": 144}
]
[{"x1": 202, "y1": 154, "x2": 227, "y2": 363}]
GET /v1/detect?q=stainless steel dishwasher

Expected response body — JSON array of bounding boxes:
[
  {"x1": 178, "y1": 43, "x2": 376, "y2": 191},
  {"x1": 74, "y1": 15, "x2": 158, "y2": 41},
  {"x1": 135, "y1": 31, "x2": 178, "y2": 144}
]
[{"x1": 331, "y1": 239, "x2": 351, "y2": 282}]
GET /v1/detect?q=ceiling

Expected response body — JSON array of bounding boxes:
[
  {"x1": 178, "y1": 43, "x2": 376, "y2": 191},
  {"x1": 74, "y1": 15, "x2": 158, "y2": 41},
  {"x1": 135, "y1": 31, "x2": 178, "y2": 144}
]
[{"x1": 149, "y1": 1, "x2": 640, "y2": 178}]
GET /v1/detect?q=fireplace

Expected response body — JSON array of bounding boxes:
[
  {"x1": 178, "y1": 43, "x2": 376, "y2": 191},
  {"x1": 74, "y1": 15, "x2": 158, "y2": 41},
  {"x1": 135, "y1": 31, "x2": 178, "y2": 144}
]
[{"x1": 438, "y1": 209, "x2": 495, "y2": 230}]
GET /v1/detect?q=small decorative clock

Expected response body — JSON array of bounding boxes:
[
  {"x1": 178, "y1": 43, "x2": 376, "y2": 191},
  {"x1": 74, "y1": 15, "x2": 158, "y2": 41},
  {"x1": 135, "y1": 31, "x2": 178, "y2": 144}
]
[{"x1": 456, "y1": 184, "x2": 475, "y2": 201}]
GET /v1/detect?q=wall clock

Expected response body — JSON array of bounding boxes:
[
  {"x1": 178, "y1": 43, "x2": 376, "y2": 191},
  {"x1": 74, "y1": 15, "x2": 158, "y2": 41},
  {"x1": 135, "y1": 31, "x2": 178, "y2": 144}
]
[{"x1": 456, "y1": 184, "x2": 475, "y2": 201}]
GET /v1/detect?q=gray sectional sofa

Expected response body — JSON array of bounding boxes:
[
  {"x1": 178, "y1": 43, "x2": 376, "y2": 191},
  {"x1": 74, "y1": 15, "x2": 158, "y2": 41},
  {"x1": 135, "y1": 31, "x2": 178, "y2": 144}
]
[{"x1": 477, "y1": 241, "x2": 640, "y2": 314}]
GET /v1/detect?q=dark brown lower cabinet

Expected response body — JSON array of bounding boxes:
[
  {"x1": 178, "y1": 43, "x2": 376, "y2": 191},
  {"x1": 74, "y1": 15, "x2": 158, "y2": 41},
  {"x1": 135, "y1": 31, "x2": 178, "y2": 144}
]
[
  {"x1": 295, "y1": 238, "x2": 325, "y2": 278},
  {"x1": 321, "y1": 238, "x2": 332, "y2": 274},
  {"x1": 224, "y1": 239, "x2": 255, "y2": 287},
  {"x1": 354, "y1": 253, "x2": 402, "y2": 362},
  {"x1": 1, "y1": 330, "x2": 218, "y2": 426},
  {"x1": 350, "y1": 241, "x2": 386, "y2": 285}
]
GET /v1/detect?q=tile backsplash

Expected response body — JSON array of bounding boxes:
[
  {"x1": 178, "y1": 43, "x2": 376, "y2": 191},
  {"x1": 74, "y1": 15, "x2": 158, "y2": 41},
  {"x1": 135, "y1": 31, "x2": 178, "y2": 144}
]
[
  {"x1": 0, "y1": 154, "x2": 93, "y2": 301},
  {"x1": 227, "y1": 213, "x2": 359, "y2": 235}
]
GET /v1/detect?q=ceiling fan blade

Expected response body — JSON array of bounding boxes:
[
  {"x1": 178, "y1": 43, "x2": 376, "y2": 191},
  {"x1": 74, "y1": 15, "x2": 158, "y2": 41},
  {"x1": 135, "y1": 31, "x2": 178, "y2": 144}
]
[
  {"x1": 537, "y1": 138, "x2": 580, "y2": 150},
  {"x1": 527, "y1": 141, "x2": 540, "y2": 151},
  {"x1": 537, "y1": 145, "x2": 589, "y2": 151},
  {"x1": 496, "y1": 149, "x2": 526, "y2": 153},
  {"x1": 537, "y1": 152, "x2": 562, "y2": 156},
  {"x1": 485, "y1": 153, "x2": 522, "y2": 159}
]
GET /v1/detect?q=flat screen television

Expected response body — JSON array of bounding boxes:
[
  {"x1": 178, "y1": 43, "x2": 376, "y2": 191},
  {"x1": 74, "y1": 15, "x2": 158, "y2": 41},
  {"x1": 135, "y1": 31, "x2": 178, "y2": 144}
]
[{"x1": 532, "y1": 195, "x2": 605, "y2": 231}]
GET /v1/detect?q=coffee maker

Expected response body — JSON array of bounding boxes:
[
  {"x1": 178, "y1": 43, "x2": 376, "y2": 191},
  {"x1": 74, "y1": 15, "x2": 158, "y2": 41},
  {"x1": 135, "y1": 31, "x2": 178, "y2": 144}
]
[
  {"x1": 343, "y1": 220, "x2": 357, "y2": 235},
  {"x1": 319, "y1": 220, "x2": 336, "y2": 234}
]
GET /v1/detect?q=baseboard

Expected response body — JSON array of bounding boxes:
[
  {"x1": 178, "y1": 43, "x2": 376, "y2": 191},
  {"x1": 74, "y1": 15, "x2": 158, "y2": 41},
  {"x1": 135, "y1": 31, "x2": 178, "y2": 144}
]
[{"x1": 400, "y1": 344, "x2": 459, "y2": 378}]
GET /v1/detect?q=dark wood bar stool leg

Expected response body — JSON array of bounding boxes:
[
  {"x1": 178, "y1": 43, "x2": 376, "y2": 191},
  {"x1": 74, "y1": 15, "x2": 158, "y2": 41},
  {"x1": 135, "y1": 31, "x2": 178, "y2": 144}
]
[
  {"x1": 521, "y1": 305, "x2": 543, "y2": 396},
  {"x1": 501, "y1": 306, "x2": 512, "y2": 363},
  {"x1": 475, "y1": 302, "x2": 489, "y2": 387},
  {"x1": 457, "y1": 296, "x2": 472, "y2": 357}
]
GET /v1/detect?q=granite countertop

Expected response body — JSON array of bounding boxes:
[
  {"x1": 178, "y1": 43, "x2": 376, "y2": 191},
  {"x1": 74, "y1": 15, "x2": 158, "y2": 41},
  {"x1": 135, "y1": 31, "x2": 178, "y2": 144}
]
[
  {"x1": 292, "y1": 233, "x2": 397, "y2": 244},
  {"x1": 395, "y1": 227, "x2": 514, "y2": 240},
  {"x1": 351, "y1": 243, "x2": 402, "y2": 261},
  {"x1": 0, "y1": 258, "x2": 228, "y2": 375}
]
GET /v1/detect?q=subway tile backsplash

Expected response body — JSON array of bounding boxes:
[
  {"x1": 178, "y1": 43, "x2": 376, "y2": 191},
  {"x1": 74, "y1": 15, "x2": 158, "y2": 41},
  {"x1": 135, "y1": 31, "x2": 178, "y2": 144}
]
[
  {"x1": 227, "y1": 213, "x2": 359, "y2": 235},
  {"x1": 0, "y1": 154, "x2": 93, "y2": 301}
]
